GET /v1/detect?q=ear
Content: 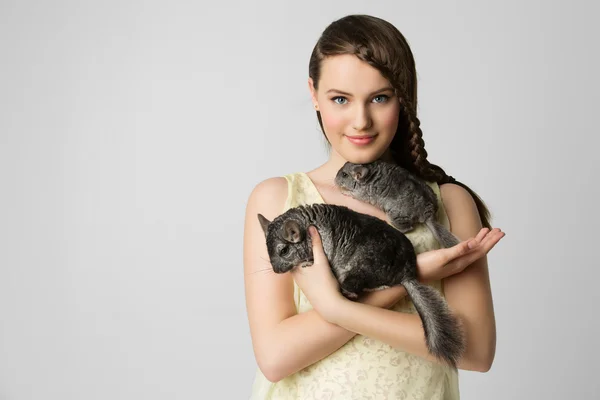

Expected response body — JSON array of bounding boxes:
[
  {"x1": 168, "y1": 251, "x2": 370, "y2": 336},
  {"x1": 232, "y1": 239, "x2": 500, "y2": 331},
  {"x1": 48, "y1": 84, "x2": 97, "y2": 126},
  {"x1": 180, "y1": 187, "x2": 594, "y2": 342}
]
[
  {"x1": 308, "y1": 77, "x2": 318, "y2": 107},
  {"x1": 257, "y1": 214, "x2": 271, "y2": 237},
  {"x1": 352, "y1": 165, "x2": 370, "y2": 181},
  {"x1": 282, "y1": 220, "x2": 304, "y2": 243}
]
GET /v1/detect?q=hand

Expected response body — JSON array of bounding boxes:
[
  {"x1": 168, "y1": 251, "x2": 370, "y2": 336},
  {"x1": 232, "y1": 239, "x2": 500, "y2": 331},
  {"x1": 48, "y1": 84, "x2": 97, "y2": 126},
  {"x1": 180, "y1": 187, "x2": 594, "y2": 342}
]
[
  {"x1": 291, "y1": 226, "x2": 345, "y2": 322},
  {"x1": 416, "y1": 227, "x2": 505, "y2": 282}
]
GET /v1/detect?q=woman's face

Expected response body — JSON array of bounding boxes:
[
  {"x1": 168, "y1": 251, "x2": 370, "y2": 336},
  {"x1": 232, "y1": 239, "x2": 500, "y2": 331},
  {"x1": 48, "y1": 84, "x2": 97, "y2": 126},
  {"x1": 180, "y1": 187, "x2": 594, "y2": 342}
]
[{"x1": 309, "y1": 54, "x2": 401, "y2": 164}]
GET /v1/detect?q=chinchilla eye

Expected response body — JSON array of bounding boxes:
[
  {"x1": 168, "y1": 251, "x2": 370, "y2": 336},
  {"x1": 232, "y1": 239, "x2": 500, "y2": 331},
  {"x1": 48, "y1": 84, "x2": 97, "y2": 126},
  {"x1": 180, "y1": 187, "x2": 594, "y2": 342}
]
[
  {"x1": 342, "y1": 172, "x2": 349, "y2": 177},
  {"x1": 280, "y1": 246, "x2": 290, "y2": 256}
]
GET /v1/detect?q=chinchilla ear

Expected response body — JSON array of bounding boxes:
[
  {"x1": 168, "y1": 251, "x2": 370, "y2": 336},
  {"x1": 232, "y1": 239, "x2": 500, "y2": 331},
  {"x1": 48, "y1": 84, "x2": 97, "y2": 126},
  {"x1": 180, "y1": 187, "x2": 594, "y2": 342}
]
[
  {"x1": 352, "y1": 165, "x2": 370, "y2": 181},
  {"x1": 282, "y1": 220, "x2": 304, "y2": 243},
  {"x1": 257, "y1": 214, "x2": 271, "y2": 237}
]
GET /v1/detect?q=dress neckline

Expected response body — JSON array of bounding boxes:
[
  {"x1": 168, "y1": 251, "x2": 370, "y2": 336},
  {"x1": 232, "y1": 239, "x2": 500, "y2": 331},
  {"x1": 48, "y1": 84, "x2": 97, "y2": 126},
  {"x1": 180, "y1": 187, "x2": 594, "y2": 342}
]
[{"x1": 298, "y1": 172, "x2": 327, "y2": 204}]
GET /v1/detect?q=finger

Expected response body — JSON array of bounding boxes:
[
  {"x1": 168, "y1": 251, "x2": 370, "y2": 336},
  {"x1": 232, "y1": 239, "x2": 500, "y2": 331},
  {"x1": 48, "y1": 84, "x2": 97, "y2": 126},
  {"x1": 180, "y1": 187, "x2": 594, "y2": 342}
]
[
  {"x1": 461, "y1": 228, "x2": 491, "y2": 251},
  {"x1": 481, "y1": 230, "x2": 505, "y2": 251},
  {"x1": 480, "y1": 228, "x2": 503, "y2": 247},
  {"x1": 444, "y1": 235, "x2": 481, "y2": 272},
  {"x1": 458, "y1": 232, "x2": 505, "y2": 269},
  {"x1": 447, "y1": 230, "x2": 504, "y2": 274},
  {"x1": 475, "y1": 228, "x2": 490, "y2": 242},
  {"x1": 466, "y1": 228, "x2": 489, "y2": 249}
]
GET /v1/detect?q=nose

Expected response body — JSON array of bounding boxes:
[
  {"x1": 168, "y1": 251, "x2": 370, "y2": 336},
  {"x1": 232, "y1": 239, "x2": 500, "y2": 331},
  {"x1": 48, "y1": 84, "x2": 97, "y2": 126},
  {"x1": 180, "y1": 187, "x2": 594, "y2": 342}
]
[{"x1": 352, "y1": 105, "x2": 372, "y2": 131}]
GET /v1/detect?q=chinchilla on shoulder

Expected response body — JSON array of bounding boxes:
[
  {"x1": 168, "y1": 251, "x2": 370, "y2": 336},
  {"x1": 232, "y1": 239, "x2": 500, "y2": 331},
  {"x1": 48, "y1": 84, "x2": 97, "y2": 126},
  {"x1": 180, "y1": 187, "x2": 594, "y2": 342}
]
[
  {"x1": 334, "y1": 160, "x2": 460, "y2": 248},
  {"x1": 258, "y1": 204, "x2": 465, "y2": 368}
]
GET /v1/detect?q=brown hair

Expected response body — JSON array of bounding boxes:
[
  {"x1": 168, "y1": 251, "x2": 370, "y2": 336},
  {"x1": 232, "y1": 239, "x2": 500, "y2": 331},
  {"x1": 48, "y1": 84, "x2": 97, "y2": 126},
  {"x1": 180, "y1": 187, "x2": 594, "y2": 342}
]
[{"x1": 308, "y1": 14, "x2": 492, "y2": 229}]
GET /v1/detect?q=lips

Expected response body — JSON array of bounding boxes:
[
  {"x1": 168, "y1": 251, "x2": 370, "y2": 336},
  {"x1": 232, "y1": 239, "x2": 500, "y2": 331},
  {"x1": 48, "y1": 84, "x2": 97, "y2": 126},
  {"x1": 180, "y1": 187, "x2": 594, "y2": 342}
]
[{"x1": 346, "y1": 135, "x2": 376, "y2": 145}]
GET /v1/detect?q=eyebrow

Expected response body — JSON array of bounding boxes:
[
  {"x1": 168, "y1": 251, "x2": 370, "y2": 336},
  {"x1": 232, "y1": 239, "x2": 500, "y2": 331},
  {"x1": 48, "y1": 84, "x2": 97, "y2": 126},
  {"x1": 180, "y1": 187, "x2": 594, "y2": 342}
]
[{"x1": 325, "y1": 86, "x2": 394, "y2": 96}]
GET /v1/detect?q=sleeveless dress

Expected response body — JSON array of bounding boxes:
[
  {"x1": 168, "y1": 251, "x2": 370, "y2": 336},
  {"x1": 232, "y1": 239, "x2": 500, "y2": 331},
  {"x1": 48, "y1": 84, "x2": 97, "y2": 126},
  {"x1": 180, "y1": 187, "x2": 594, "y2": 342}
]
[{"x1": 250, "y1": 172, "x2": 460, "y2": 400}]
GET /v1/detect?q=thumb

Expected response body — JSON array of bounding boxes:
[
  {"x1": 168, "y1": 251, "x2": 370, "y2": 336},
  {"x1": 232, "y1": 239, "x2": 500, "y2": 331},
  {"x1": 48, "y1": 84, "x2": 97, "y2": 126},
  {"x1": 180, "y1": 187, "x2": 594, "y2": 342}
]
[
  {"x1": 308, "y1": 226, "x2": 327, "y2": 263},
  {"x1": 446, "y1": 238, "x2": 475, "y2": 261},
  {"x1": 455, "y1": 238, "x2": 477, "y2": 257}
]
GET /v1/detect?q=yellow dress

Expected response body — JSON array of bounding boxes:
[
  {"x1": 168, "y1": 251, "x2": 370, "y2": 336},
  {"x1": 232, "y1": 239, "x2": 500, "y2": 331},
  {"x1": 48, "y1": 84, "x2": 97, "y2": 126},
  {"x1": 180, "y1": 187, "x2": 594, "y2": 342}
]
[{"x1": 250, "y1": 172, "x2": 460, "y2": 400}]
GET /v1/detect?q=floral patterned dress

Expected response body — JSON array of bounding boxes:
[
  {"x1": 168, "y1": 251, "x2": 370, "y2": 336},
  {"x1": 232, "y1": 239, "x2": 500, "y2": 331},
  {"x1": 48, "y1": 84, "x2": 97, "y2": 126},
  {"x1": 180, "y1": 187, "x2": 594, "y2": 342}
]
[{"x1": 250, "y1": 172, "x2": 460, "y2": 400}]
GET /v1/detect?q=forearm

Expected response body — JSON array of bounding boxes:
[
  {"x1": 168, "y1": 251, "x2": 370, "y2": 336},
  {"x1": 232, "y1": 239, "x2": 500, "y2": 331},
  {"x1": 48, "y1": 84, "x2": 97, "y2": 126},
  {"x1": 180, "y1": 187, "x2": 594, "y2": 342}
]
[
  {"x1": 261, "y1": 286, "x2": 408, "y2": 382},
  {"x1": 261, "y1": 309, "x2": 356, "y2": 382},
  {"x1": 328, "y1": 300, "x2": 487, "y2": 371}
]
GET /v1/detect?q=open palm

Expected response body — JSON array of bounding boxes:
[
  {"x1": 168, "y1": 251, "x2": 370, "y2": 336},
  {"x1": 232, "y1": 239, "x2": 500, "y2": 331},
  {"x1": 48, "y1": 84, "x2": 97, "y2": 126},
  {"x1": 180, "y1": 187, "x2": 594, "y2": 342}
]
[{"x1": 416, "y1": 227, "x2": 505, "y2": 282}]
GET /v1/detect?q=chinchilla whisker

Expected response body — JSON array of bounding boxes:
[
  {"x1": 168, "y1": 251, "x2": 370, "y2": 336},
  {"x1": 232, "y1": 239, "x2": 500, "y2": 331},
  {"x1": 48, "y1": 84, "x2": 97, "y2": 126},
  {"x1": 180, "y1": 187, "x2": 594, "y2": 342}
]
[
  {"x1": 322, "y1": 180, "x2": 339, "y2": 190},
  {"x1": 248, "y1": 267, "x2": 275, "y2": 276}
]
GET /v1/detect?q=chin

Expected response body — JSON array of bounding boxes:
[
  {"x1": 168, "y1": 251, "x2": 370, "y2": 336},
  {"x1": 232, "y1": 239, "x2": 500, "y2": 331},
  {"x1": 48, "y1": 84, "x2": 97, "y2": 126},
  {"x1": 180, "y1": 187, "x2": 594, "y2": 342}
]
[{"x1": 340, "y1": 149, "x2": 387, "y2": 165}]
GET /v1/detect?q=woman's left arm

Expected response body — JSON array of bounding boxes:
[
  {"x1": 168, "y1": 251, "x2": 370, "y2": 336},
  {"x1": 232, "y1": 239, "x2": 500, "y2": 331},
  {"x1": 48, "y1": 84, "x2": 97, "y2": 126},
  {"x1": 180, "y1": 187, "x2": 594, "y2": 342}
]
[
  {"x1": 324, "y1": 184, "x2": 497, "y2": 372},
  {"x1": 437, "y1": 183, "x2": 497, "y2": 372}
]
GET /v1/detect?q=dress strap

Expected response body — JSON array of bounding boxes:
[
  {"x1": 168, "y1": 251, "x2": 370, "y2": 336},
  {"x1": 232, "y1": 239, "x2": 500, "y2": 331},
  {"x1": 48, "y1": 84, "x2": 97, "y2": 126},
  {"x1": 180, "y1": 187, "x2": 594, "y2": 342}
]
[{"x1": 282, "y1": 172, "x2": 325, "y2": 210}]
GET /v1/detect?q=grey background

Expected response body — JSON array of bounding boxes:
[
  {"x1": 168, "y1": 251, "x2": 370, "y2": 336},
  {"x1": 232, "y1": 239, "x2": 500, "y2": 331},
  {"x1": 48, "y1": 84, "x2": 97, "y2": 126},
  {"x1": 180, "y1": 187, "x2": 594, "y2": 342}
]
[{"x1": 1, "y1": 0, "x2": 598, "y2": 399}]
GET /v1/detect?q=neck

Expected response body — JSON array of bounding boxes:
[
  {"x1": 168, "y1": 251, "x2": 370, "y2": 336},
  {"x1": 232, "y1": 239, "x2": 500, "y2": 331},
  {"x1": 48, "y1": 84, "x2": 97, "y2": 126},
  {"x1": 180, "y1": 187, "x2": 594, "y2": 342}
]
[{"x1": 317, "y1": 148, "x2": 396, "y2": 179}]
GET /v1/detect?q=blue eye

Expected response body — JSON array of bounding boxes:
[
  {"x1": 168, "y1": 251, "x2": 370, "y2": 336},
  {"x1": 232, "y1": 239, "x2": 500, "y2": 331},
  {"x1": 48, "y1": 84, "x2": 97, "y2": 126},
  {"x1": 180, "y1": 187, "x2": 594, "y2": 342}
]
[
  {"x1": 331, "y1": 95, "x2": 389, "y2": 105},
  {"x1": 332, "y1": 96, "x2": 348, "y2": 105},
  {"x1": 373, "y1": 95, "x2": 389, "y2": 103}
]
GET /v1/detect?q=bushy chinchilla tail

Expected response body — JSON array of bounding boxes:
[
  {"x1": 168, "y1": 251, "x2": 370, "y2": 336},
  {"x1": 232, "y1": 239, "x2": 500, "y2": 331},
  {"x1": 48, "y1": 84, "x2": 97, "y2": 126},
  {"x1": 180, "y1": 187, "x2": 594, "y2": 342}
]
[
  {"x1": 426, "y1": 219, "x2": 460, "y2": 248},
  {"x1": 402, "y1": 279, "x2": 465, "y2": 368}
]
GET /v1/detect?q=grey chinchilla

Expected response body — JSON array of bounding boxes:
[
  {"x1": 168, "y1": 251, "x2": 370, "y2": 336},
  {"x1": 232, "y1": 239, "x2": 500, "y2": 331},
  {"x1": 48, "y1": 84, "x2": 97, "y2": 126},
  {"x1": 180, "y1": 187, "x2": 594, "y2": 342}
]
[
  {"x1": 258, "y1": 204, "x2": 465, "y2": 368},
  {"x1": 334, "y1": 160, "x2": 460, "y2": 248}
]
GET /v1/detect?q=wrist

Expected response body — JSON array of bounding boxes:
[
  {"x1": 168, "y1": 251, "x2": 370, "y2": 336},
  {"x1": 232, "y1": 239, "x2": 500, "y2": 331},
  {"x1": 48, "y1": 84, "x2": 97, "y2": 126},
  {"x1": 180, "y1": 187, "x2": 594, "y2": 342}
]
[
  {"x1": 320, "y1": 294, "x2": 349, "y2": 324},
  {"x1": 324, "y1": 296, "x2": 352, "y2": 326}
]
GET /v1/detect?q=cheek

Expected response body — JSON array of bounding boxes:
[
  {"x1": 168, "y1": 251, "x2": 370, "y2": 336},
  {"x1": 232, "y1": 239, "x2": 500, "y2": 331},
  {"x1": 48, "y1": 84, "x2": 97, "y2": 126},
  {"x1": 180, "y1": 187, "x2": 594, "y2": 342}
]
[
  {"x1": 380, "y1": 106, "x2": 401, "y2": 132},
  {"x1": 320, "y1": 109, "x2": 346, "y2": 137},
  {"x1": 321, "y1": 106, "x2": 348, "y2": 137}
]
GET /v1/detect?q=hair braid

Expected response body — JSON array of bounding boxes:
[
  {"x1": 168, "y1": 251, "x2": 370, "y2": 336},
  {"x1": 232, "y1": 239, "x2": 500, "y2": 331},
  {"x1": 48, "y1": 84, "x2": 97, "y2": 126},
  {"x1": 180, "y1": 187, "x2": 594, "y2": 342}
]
[
  {"x1": 395, "y1": 93, "x2": 492, "y2": 228},
  {"x1": 309, "y1": 14, "x2": 493, "y2": 229}
]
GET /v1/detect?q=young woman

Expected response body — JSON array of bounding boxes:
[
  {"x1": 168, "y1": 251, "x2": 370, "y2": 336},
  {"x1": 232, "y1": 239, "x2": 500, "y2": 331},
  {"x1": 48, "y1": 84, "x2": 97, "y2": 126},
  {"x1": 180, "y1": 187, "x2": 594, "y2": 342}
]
[{"x1": 244, "y1": 14, "x2": 505, "y2": 399}]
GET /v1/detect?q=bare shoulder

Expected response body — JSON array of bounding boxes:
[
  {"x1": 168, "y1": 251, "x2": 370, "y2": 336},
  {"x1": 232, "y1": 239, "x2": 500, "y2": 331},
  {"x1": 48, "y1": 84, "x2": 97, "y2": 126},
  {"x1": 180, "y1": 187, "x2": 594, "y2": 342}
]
[
  {"x1": 245, "y1": 176, "x2": 289, "y2": 220},
  {"x1": 243, "y1": 176, "x2": 289, "y2": 274},
  {"x1": 438, "y1": 183, "x2": 482, "y2": 239},
  {"x1": 438, "y1": 183, "x2": 477, "y2": 212}
]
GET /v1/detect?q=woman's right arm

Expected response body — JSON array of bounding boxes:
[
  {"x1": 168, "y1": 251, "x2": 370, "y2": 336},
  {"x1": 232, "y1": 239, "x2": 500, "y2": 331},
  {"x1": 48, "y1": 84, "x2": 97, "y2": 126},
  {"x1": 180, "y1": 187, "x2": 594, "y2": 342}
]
[{"x1": 243, "y1": 178, "x2": 403, "y2": 382}]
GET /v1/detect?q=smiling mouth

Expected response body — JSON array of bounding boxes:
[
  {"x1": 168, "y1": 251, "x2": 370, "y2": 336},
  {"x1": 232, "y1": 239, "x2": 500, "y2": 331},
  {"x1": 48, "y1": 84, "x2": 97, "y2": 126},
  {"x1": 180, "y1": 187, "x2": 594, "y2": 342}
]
[
  {"x1": 345, "y1": 134, "x2": 377, "y2": 146},
  {"x1": 346, "y1": 134, "x2": 376, "y2": 138}
]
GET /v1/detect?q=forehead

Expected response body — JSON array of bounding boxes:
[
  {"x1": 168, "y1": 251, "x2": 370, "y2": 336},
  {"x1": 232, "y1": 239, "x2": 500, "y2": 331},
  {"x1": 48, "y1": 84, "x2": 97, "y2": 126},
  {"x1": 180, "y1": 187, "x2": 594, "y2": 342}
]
[{"x1": 319, "y1": 54, "x2": 391, "y2": 94}]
